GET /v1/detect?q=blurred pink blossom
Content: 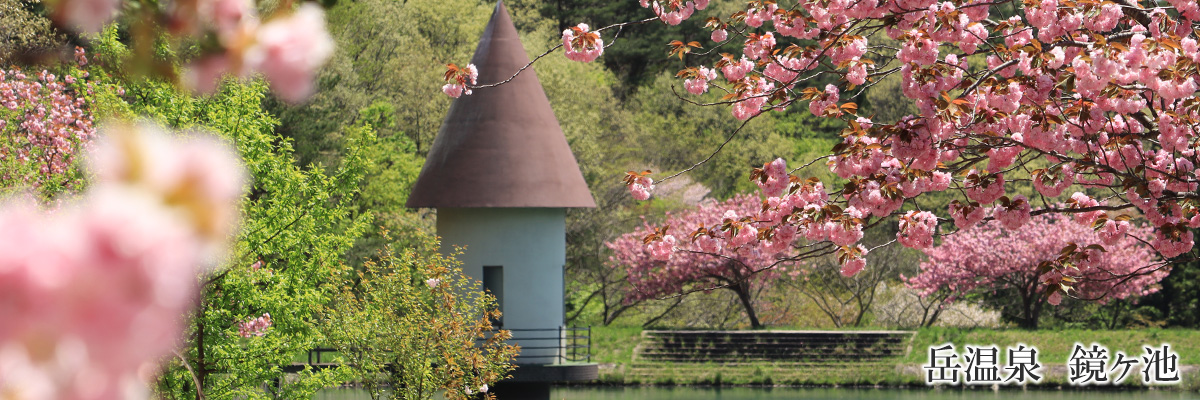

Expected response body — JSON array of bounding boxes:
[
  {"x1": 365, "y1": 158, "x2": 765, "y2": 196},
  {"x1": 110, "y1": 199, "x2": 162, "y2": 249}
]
[
  {"x1": 0, "y1": 123, "x2": 245, "y2": 399},
  {"x1": 248, "y1": 4, "x2": 336, "y2": 102}
]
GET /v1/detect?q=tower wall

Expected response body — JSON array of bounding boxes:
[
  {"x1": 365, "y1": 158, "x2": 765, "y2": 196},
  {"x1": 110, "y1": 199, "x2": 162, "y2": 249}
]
[{"x1": 437, "y1": 207, "x2": 566, "y2": 364}]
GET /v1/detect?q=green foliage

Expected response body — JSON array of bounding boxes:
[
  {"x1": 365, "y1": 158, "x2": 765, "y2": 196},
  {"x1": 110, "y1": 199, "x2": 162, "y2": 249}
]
[
  {"x1": 323, "y1": 234, "x2": 517, "y2": 400},
  {"x1": 505, "y1": 0, "x2": 715, "y2": 93},
  {"x1": 628, "y1": 71, "x2": 791, "y2": 199},
  {"x1": 92, "y1": 31, "x2": 368, "y2": 400},
  {"x1": 266, "y1": 0, "x2": 492, "y2": 267},
  {"x1": 773, "y1": 107, "x2": 846, "y2": 142},
  {"x1": 1140, "y1": 256, "x2": 1200, "y2": 328},
  {"x1": 0, "y1": 0, "x2": 65, "y2": 63},
  {"x1": 268, "y1": 0, "x2": 492, "y2": 168},
  {"x1": 345, "y1": 103, "x2": 432, "y2": 264}
]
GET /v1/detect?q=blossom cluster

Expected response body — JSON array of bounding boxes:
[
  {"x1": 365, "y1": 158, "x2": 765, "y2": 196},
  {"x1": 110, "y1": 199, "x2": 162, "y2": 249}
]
[
  {"x1": 642, "y1": 0, "x2": 711, "y2": 26},
  {"x1": 237, "y1": 313, "x2": 273, "y2": 338},
  {"x1": 563, "y1": 23, "x2": 605, "y2": 63},
  {"x1": 442, "y1": 64, "x2": 479, "y2": 98},
  {"x1": 0, "y1": 123, "x2": 245, "y2": 399},
  {"x1": 624, "y1": 170, "x2": 656, "y2": 201},
  {"x1": 0, "y1": 50, "x2": 96, "y2": 191}
]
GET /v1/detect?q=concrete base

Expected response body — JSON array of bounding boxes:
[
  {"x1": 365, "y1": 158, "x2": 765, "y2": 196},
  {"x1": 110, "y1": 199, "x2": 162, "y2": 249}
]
[
  {"x1": 506, "y1": 363, "x2": 599, "y2": 383},
  {"x1": 489, "y1": 382, "x2": 551, "y2": 400},
  {"x1": 488, "y1": 363, "x2": 596, "y2": 399}
]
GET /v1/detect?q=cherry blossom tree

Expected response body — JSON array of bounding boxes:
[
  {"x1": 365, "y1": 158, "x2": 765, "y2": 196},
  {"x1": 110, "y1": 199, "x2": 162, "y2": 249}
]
[
  {"x1": 905, "y1": 213, "x2": 1165, "y2": 328},
  {"x1": 608, "y1": 193, "x2": 815, "y2": 328},
  {"x1": 0, "y1": 48, "x2": 97, "y2": 198},
  {"x1": 446, "y1": 0, "x2": 1200, "y2": 300}
]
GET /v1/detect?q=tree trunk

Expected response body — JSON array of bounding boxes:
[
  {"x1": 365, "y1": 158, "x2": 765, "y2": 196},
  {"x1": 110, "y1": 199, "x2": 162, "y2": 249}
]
[
  {"x1": 1107, "y1": 302, "x2": 1124, "y2": 329},
  {"x1": 195, "y1": 300, "x2": 208, "y2": 400},
  {"x1": 731, "y1": 282, "x2": 762, "y2": 329},
  {"x1": 1017, "y1": 287, "x2": 1041, "y2": 329}
]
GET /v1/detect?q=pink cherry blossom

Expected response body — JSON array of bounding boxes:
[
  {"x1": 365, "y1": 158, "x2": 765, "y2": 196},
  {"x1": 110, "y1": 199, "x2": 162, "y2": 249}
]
[
  {"x1": 948, "y1": 200, "x2": 987, "y2": 230},
  {"x1": 248, "y1": 4, "x2": 336, "y2": 102},
  {"x1": 1151, "y1": 229, "x2": 1194, "y2": 259},
  {"x1": 443, "y1": 83, "x2": 467, "y2": 98},
  {"x1": 648, "y1": 234, "x2": 678, "y2": 260},
  {"x1": 756, "y1": 158, "x2": 790, "y2": 197},
  {"x1": 1033, "y1": 164, "x2": 1074, "y2": 197},
  {"x1": 629, "y1": 176, "x2": 654, "y2": 200},
  {"x1": 965, "y1": 171, "x2": 1005, "y2": 204},
  {"x1": 0, "y1": 59, "x2": 98, "y2": 191},
  {"x1": 808, "y1": 84, "x2": 839, "y2": 117},
  {"x1": 1047, "y1": 290, "x2": 1063, "y2": 306},
  {"x1": 684, "y1": 67, "x2": 718, "y2": 95},
  {"x1": 57, "y1": 0, "x2": 121, "y2": 33},
  {"x1": 712, "y1": 28, "x2": 728, "y2": 42},
  {"x1": 1098, "y1": 220, "x2": 1131, "y2": 245},
  {"x1": 993, "y1": 195, "x2": 1032, "y2": 230},
  {"x1": 897, "y1": 211, "x2": 937, "y2": 249},
  {"x1": 0, "y1": 123, "x2": 245, "y2": 399},
  {"x1": 237, "y1": 313, "x2": 273, "y2": 337},
  {"x1": 609, "y1": 195, "x2": 794, "y2": 327},
  {"x1": 840, "y1": 246, "x2": 868, "y2": 277},
  {"x1": 563, "y1": 23, "x2": 604, "y2": 62},
  {"x1": 720, "y1": 56, "x2": 755, "y2": 81},
  {"x1": 1068, "y1": 192, "x2": 1105, "y2": 227}
]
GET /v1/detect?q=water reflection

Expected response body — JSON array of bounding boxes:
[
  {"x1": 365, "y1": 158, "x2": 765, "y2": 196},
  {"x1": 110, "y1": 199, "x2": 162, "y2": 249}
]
[{"x1": 551, "y1": 387, "x2": 1200, "y2": 400}]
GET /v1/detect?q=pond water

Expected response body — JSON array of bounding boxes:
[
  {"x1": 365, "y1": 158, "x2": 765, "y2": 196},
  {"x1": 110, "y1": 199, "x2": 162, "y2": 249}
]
[
  {"x1": 551, "y1": 387, "x2": 1198, "y2": 400},
  {"x1": 318, "y1": 386, "x2": 1200, "y2": 400}
]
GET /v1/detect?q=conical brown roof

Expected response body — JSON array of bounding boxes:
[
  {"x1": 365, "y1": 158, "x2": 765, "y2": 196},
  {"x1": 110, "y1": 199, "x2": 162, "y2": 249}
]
[{"x1": 406, "y1": 1, "x2": 595, "y2": 209}]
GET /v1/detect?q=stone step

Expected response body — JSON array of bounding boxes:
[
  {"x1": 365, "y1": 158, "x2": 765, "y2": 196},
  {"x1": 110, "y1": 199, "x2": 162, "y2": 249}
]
[
  {"x1": 633, "y1": 330, "x2": 915, "y2": 365},
  {"x1": 623, "y1": 364, "x2": 897, "y2": 378}
]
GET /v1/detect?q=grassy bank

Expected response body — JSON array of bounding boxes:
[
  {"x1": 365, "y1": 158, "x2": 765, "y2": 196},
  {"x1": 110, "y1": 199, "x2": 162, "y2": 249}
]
[{"x1": 586, "y1": 326, "x2": 1200, "y2": 389}]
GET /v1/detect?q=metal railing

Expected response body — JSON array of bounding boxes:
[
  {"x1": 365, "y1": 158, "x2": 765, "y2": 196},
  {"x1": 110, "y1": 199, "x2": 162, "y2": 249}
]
[
  {"x1": 307, "y1": 347, "x2": 338, "y2": 365},
  {"x1": 300, "y1": 326, "x2": 593, "y2": 368},
  {"x1": 494, "y1": 326, "x2": 591, "y2": 364}
]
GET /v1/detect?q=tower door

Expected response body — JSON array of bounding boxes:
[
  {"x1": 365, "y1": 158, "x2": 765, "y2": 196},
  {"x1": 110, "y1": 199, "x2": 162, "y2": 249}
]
[{"x1": 483, "y1": 265, "x2": 504, "y2": 327}]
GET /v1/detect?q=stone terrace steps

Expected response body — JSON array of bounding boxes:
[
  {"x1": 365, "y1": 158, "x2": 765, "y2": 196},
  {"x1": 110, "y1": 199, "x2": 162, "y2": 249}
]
[
  {"x1": 634, "y1": 330, "x2": 915, "y2": 364},
  {"x1": 621, "y1": 361, "x2": 903, "y2": 383}
]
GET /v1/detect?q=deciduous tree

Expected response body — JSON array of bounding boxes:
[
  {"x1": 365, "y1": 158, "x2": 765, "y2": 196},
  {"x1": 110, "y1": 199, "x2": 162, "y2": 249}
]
[
  {"x1": 905, "y1": 213, "x2": 1165, "y2": 328},
  {"x1": 608, "y1": 193, "x2": 807, "y2": 328}
]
